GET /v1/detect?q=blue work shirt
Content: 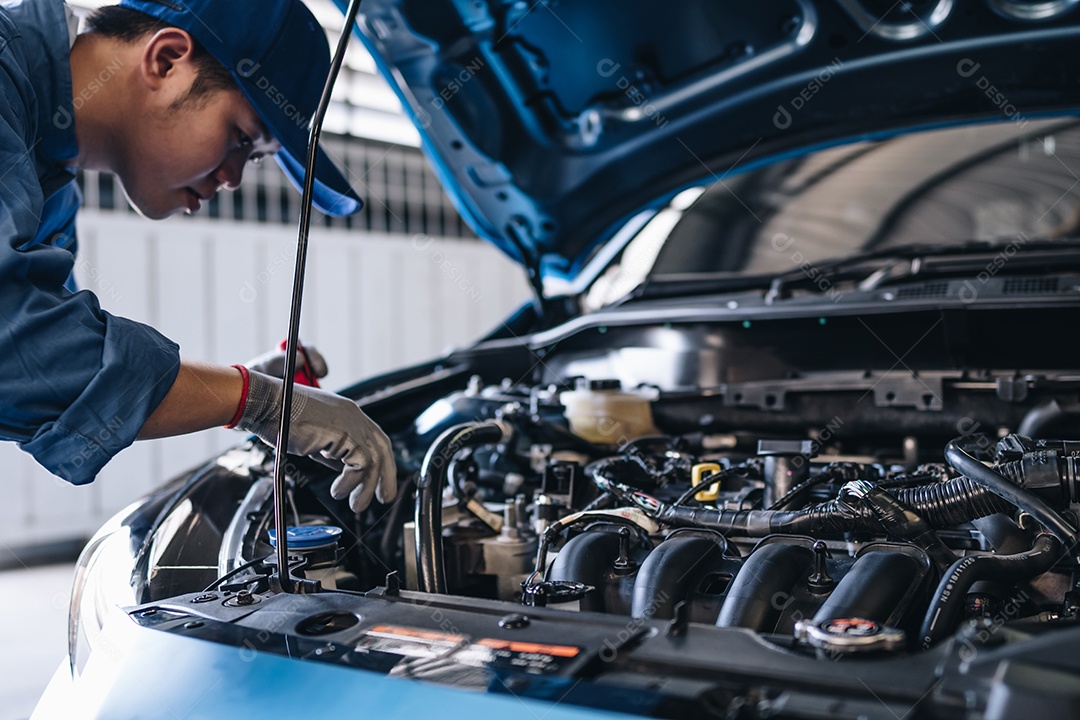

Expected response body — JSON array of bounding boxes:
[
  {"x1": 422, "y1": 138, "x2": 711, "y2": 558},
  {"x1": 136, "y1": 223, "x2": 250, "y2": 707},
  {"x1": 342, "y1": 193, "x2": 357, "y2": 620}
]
[{"x1": 0, "y1": 0, "x2": 181, "y2": 485}]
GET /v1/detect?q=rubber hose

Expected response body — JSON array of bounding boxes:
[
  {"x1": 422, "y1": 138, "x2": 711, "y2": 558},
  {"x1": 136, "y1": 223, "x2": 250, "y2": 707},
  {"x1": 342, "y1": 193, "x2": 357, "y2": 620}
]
[
  {"x1": 944, "y1": 440, "x2": 1079, "y2": 551},
  {"x1": 972, "y1": 514, "x2": 1029, "y2": 555},
  {"x1": 631, "y1": 535, "x2": 727, "y2": 620},
  {"x1": 549, "y1": 532, "x2": 622, "y2": 613},
  {"x1": 894, "y1": 476, "x2": 1010, "y2": 528},
  {"x1": 813, "y1": 551, "x2": 923, "y2": 626},
  {"x1": 1017, "y1": 399, "x2": 1080, "y2": 439},
  {"x1": 658, "y1": 474, "x2": 1014, "y2": 537},
  {"x1": 859, "y1": 487, "x2": 957, "y2": 571},
  {"x1": 416, "y1": 422, "x2": 507, "y2": 593},
  {"x1": 716, "y1": 542, "x2": 815, "y2": 632},
  {"x1": 919, "y1": 534, "x2": 1060, "y2": 648}
]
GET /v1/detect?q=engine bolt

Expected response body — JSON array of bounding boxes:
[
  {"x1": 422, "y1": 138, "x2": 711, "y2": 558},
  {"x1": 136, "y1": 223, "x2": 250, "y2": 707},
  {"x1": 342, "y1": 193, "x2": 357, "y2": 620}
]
[{"x1": 499, "y1": 613, "x2": 530, "y2": 629}]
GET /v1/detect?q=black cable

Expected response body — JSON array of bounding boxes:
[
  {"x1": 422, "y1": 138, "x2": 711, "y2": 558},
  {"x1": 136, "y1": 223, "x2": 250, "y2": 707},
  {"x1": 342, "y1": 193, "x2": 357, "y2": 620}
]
[
  {"x1": 854, "y1": 485, "x2": 957, "y2": 571},
  {"x1": 944, "y1": 440, "x2": 1079, "y2": 554},
  {"x1": 768, "y1": 475, "x2": 825, "y2": 510},
  {"x1": 672, "y1": 466, "x2": 747, "y2": 507},
  {"x1": 524, "y1": 511, "x2": 660, "y2": 590},
  {"x1": 203, "y1": 555, "x2": 272, "y2": 591},
  {"x1": 581, "y1": 492, "x2": 616, "y2": 512},
  {"x1": 654, "y1": 475, "x2": 1012, "y2": 537},
  {"x1": 769, "y1": 462, "x2": 876, "y2": 510}
]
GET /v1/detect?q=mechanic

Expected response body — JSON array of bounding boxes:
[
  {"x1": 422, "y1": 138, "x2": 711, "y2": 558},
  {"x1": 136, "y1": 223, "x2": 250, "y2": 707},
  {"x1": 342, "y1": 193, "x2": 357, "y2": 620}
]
[{"x1": 0, "y1": 0, "x2": 396, "y2": 512}]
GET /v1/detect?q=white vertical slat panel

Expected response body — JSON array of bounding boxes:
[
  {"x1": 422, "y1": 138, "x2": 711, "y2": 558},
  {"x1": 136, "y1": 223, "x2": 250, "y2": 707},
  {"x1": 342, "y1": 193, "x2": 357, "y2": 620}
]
[
  {"x1": 90, "y1": 226, "x2": 160, "y2": 511},
  {"x1": 242, "y1": 163, "x2": 259, "y2": 223},
  {"x1": 154, "y1": 222, "x2": 218, "y2": 472},
  {"x1": 440, "y1": 239, "x2": 483, "y2": 352},
  {"x1": 210, "y1": 232, "x2": 263, "y2": 365},
  {"x1": 348, "y1": 238, "x2": 371, "y2": 377},
  {"x1": 357, "y1": 237, "x2": 399, "y2": 377},
  {"x1": 399, "y1": 238, "x2": 436, "y2": 364},
  {"x1": 310, "y1": 234, "x2": 357, "y2": 391},
  {"x1": 472, "y1": 246, "x2": 513, "y2": 340},
  {"x1": 263, "y1": 150, "x2": 286, "y2": 225},
  {"x1": 260, "y1": 232, "x2": 311, "y2": 358},
  {"x1": 9, "y1": 452, "x2": 100, "y2": 548},
  {"x1": 81, "y1": 169, "x2": 99, "y2": 211},
  {"x1": 434, "y1": 242, "x2": 467, "y2": 356},
  {"x1": 462, "y1": 241, "x2": 503, "y2": 341}
]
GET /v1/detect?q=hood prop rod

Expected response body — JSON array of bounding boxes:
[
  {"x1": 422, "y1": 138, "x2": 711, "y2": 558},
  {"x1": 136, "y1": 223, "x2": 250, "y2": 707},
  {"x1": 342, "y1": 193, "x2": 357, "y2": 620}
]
[
  {"x1": 271, "y1": 0, "x2": 363, "y2": 594},
  {"x1": 506, "y1": 218, "x2": 549, "y2": 324}
]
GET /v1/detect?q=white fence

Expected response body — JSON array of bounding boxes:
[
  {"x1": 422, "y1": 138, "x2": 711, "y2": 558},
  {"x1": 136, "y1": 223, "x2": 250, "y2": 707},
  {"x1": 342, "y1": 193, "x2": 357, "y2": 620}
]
[{"x1": 1, "y1": 211, "x2": 529, "y2": 550}]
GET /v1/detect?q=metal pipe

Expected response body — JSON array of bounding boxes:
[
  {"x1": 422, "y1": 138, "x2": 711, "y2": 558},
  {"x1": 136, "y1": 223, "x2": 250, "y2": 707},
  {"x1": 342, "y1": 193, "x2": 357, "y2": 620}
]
[{"x1": 272, "y1": 0, "x2": 363, "y2": 593}]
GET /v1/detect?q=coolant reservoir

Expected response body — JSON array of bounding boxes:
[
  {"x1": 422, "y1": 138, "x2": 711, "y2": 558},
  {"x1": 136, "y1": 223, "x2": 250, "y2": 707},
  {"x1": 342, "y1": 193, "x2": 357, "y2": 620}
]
[{"x1": 560, "y1": 379, "x2": 660, "y2": 444}]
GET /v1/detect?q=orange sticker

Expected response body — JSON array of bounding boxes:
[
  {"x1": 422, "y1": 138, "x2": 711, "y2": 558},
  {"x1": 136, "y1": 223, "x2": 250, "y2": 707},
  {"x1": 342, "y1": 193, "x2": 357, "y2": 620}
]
[
  {"x1": 369, "y1": 625, "x2": 464, "y2": 644},
  {"x1": 476, "y1": 638, "x2": 580, "y2": 658}
]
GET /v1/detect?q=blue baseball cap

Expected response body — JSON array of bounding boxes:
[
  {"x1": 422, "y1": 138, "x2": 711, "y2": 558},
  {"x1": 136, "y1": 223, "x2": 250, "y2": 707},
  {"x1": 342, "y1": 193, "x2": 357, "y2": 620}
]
[{"x1": 119, "y1": 0, "x2": 363, "y2": 216}]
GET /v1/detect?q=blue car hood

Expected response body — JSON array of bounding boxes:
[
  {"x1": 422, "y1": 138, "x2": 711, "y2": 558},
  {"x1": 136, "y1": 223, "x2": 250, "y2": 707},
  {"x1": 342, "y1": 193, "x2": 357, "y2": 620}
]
[{"x1": 346, "y1": 0, "x2": 1080, "y2": 281}]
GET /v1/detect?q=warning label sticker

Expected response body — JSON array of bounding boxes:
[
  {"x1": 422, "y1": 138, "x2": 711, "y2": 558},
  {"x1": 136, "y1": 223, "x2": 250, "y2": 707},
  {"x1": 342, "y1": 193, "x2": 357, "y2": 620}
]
[
  {"x1": 455, "y1": 637, "x2": 580, "y2": 675},
  {"x1": 354, "y1": 624, "x2": 581, "y2": 676},
  {"x1": 358, "y1": 624, "x2": 466, "y2": 659}
]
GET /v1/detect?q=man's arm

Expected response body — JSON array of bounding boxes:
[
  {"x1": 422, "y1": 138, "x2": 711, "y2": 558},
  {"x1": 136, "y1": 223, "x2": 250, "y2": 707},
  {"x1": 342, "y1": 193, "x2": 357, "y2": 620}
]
[
  {"x1": 0, "y1": 46, "x2": 180, "y2": 485},
  {"x1": 140, "y1": 360, "x2": 398, "y2": 513},
  {"x1": 137, "y1": 360, "x2": 241, "y2": 439}
]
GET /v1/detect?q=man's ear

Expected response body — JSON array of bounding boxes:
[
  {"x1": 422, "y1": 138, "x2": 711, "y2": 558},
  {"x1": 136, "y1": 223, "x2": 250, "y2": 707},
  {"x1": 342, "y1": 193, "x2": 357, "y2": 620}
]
[{"x1": 139, "y1": 28, "x2": 197, "y2": 93}]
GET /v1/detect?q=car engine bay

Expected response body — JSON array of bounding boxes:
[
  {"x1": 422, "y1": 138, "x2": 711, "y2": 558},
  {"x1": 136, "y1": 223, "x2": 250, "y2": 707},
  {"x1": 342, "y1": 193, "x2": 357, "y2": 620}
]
[{"x1": 109, "y1": 294, "x2": 1080, "y2": 719}]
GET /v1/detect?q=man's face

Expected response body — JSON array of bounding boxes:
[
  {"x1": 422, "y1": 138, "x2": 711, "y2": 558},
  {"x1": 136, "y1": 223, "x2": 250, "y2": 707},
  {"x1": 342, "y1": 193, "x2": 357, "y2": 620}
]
[{"x1": 115, "y1": 87, "x2": 281, "y2": 220}]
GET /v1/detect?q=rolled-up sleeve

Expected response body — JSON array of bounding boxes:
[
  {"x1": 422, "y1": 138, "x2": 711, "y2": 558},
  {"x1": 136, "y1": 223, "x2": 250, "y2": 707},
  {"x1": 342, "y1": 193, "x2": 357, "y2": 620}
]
[{"x1": 0, "y1": 46, "x2": 180, "y2": 485}]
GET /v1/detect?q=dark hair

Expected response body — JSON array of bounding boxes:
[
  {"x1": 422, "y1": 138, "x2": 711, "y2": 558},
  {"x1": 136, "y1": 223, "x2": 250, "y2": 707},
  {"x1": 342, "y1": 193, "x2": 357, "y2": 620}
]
[{"x1": 84, "y1": 5, "x2": 236, "y2": 106}]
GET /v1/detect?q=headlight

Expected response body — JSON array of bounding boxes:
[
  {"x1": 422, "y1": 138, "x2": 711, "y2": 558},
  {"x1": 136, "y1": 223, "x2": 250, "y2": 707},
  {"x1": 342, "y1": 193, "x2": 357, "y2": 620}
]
[{"x1": 68, "y1": 504, "x2": 140, "y2": 677}]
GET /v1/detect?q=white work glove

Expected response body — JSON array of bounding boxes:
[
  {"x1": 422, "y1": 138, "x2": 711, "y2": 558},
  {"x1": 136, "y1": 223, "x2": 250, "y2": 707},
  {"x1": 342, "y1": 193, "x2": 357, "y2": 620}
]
[
  {"x1": 245, "y1": 343, "x2": 328, "y2": 385},
  {"x1": 237, "y1": 370, "x2": 397, "y2": 513}
]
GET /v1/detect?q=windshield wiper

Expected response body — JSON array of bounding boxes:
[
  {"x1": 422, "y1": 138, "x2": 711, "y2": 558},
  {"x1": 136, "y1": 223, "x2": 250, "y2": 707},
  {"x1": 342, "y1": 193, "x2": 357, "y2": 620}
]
[
  {"x1": 769, "y1": 238, "x2": 1080, "y2": 302},
  {"x1": 620, "y1": 238, "x2": 1080, "y2": 306},
  {"x1": 780, "y1": 238, "x2": 1080, "y2": 282}
]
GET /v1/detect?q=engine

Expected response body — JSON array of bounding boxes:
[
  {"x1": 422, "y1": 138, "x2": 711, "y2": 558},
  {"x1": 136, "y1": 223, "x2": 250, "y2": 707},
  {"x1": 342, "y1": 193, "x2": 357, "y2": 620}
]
[{"x1": 398, "y1": 376, "x2": 1079, "y2": 657}]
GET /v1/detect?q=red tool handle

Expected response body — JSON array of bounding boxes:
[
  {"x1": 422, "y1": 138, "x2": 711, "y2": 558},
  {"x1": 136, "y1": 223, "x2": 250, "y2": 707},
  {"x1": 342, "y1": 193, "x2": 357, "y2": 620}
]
[{"x1": 279, "y1": 339, "x2": 320, "y2": 388}]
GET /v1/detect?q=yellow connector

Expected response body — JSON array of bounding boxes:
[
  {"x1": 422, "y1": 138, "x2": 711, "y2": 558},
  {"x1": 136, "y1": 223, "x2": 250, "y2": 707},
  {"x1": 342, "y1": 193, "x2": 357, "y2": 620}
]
[{"x1": 691, "y1": 462, "x2": 722, "y2": 502}]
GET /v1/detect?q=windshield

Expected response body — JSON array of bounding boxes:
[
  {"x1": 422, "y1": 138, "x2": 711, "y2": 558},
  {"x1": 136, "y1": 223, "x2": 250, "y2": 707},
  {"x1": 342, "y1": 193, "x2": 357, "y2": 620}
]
[{"x1": 585, "y1": 118, "x2": 1080, "y2": 309}]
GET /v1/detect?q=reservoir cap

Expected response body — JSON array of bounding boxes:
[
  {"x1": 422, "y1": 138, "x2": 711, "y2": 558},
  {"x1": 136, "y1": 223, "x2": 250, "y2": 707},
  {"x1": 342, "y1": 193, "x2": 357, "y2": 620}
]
[{"x1": 268, "y1": 525, "x2": 342, "y2": 549}]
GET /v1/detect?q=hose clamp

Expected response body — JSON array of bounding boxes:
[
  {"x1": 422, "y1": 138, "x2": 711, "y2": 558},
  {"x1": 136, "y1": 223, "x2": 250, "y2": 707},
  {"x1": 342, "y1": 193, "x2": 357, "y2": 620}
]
[{"x1": 840, "y1": 479, "x2": 874, "y2": 500}]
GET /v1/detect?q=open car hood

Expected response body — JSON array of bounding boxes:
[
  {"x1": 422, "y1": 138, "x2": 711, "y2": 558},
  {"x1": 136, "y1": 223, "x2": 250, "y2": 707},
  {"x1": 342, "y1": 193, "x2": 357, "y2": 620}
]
[{"x1": 348, "y1": 0, "x2": 1080, "y2": 280}]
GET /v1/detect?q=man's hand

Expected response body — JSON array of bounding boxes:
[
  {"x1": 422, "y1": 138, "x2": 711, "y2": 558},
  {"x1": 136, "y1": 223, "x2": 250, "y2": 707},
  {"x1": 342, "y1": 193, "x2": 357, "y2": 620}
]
[
  {"x1": 245, "y1": 342, "x2": 328, "y2": 386},
  {"x1": 237, "y1": 370, "x2": 397, "y2": 513}
]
